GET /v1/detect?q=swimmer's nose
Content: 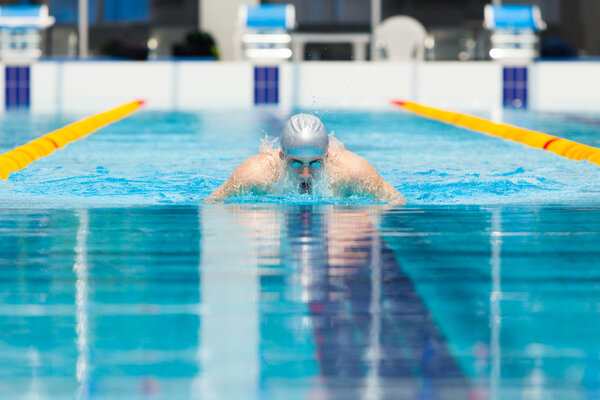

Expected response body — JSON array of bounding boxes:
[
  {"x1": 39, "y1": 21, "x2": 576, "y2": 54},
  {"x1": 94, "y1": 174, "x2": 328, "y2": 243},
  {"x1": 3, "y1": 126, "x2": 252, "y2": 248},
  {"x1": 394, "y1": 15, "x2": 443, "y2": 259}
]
[{"x1": 300, "y1": 166, "x2": 311, "y2": 179}]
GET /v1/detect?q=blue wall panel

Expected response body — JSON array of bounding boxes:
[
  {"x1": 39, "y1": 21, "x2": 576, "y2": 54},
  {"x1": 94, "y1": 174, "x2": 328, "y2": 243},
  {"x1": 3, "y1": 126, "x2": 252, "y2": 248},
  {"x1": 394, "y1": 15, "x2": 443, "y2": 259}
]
[
  {"x1": 49, "y1": 0, "x2": 97, "y2": 25},
  {"x1": 254, "y1": 66, "x2": 279, "y2": 105},
  {"x1": 503, "y1": 66, "x2": 528, "y2": 109},
  {"x1": 104, "y1": 0, "x2": 148, "y2": 23},
  {"x1": 49, "y1": 0, "x2": 148, "y2": 25},
  {"x1": 5, "y1": 66, "x2": 30, "y2": 110}
]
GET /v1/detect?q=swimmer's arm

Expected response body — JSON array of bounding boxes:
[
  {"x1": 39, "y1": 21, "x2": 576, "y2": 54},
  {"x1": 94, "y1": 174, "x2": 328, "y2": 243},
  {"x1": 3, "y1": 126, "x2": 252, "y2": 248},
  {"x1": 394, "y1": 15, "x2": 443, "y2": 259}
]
[
  {"x1": 204, "y1": 179, "x2": 236, "y2": 203},
  {"x1": 344, "y1": 152, "x2": 407, "y2": 205},
  {"x1": 205, "y1": 155, "x2": 273, "y2": 203},
  {"x1": 375, "y1": 178, "x2": 407, "y2": 206}
]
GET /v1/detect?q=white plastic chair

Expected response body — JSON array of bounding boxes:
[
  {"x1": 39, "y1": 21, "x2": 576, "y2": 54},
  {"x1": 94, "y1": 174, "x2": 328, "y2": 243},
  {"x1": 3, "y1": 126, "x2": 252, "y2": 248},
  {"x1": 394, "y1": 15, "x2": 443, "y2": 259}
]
[{"x1": 373, "y1": 16, "x2": 426, "y2": 61}]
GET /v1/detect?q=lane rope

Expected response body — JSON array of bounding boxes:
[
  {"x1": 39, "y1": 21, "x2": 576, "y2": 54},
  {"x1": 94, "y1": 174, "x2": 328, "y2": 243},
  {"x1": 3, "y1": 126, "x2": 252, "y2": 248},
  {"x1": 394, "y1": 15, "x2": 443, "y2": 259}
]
[
  {"x1": 392, "y1": 100, "x2": 600, "y2": 167},
  {"x1": 0, "y1": 100, "x2": 145, "y2": 179}
]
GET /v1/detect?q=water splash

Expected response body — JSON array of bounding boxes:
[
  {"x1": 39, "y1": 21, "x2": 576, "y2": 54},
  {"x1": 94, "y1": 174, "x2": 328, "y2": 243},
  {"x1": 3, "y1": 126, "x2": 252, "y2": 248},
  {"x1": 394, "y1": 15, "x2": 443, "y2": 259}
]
[{"x1": 259, "y1": 135, "x2": 279, "y2": 154}]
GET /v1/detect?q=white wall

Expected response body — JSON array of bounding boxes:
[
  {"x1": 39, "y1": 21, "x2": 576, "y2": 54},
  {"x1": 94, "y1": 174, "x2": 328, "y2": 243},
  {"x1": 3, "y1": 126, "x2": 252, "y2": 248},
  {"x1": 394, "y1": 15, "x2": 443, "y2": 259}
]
[
  {"x1": 30, "y1": 61, "x2": 256, "y2": 113},
  {"x1": 31, "y1": 61, "x2": 176, "y2": 113},
  {"x1": 175, "y1": 62, "x2": 254, "y2": 109},
  {"x1": 416, "y1": 62, "x2": 503, "y2": 111},
  {"x1": 30, "y1": 62, "x2": 60, "y2": 114},
  {"x1": 293, "y1": 62, "x2": 413, "y2": 109},
  {"x1": 19, "y1": 60, "x2": 600, "y2": 114},
  {"x1": 532, "y1": 62, "x2": 600, "y2": 112}
]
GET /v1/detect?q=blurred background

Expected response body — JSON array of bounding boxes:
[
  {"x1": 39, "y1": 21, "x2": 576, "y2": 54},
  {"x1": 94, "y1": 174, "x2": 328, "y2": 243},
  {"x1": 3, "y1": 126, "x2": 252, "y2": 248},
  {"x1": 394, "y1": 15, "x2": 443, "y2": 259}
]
[{"x1": 0, "y1": 0, "x2": 597, "y2": 61}]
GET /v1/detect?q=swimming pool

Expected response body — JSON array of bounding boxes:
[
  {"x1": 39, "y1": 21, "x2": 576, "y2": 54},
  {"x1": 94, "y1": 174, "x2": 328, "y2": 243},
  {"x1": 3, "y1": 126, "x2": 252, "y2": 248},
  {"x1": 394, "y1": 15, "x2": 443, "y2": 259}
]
[
  {"x1": 1, "y1": 109, "x2": 600, "y2": 399},
  {"x1": 2, "y1": 108, "x2": 600, "y2": 206}
]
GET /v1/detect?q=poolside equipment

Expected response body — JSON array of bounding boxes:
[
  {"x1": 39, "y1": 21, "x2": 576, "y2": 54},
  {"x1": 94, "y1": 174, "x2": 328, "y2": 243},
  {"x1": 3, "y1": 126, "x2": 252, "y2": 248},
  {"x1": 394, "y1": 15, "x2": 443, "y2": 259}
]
[
  {"x1": 0, "y1": 5, "x2": 55, "y2": 62},
  {"x1": 291, "y1": 32, "x2": 371, "y2": 62},
  {"x1": 393, "y1": 100, "x2": 600, "y2": 166},
  {"x1": 484, "y1": 4, "x2": 546, "y2": 61},
  {"x1": 236, "y1": 4, "x2": 295, "y2": 61},
  {"x1": 0, "y1": 5, "x2": 55, "y2": 110},
  {"x1": 280, "y1": 114, "x2": 329, "y2": 160},
  {"x1": 0, "y1": 100, "x2": 145, "y2": 179},
  {"x1": 373, "y1": 16, "x2": 427, "y2": 61}
]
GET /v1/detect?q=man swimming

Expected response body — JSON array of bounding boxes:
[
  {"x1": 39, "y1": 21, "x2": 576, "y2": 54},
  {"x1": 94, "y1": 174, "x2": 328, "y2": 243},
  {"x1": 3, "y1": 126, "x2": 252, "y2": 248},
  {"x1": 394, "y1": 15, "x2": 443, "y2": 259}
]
[{"x1": 205, "y1": 114, "x2": 406, "y2": 205}]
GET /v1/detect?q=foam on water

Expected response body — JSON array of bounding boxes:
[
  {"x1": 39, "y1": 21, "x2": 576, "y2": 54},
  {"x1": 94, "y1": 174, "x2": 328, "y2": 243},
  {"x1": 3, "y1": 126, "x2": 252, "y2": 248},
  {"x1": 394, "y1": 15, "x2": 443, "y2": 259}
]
[{"x1": 1, "y1": 108, "x2": 600, "y2": 207}]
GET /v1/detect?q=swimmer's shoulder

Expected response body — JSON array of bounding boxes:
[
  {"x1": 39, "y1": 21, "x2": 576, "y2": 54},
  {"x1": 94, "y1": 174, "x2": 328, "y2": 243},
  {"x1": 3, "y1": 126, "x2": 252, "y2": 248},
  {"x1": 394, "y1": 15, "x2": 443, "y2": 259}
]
[
  {"x1": 330, "y1": 149, "x2": 377, "y2": 176},
  {"x1": 234, "y1": 151, "x2": 281, "y2": 182}
]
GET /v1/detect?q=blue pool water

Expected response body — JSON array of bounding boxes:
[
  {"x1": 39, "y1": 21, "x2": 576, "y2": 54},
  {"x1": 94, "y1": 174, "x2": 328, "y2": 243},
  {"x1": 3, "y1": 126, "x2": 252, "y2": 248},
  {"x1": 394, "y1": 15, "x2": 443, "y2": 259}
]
[
  {"x1": 1, "y1": 109, "x2": 600, "y2": 399},
  {"x1": 1, "y1": 108, "x2": 600, "y2": 206}
]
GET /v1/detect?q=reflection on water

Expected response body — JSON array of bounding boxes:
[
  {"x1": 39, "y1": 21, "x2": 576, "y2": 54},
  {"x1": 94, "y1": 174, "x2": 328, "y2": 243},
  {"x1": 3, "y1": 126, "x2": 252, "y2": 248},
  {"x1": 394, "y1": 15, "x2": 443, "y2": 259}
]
[
  {"x1": 1, "y1": 205, "x2": 600, "y2": 399},
  {"x1": 0, "y1": 208, "x2": 202, "y2": 399},
  {"x1": 281, "y1": 207, "x2": 468, "y2": 399}
]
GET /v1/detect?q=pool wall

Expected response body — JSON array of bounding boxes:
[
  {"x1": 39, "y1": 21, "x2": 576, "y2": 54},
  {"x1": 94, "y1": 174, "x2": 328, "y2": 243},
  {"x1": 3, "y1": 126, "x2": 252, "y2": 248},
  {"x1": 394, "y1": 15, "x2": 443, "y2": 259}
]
[{"x1": 2, "y1": 60, "x2": 599, "y2": 113}]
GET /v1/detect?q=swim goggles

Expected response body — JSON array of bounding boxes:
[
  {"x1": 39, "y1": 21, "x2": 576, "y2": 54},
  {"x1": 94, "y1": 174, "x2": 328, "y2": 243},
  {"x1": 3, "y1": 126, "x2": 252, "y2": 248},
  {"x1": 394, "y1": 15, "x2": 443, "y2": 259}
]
[{"x1": 288, "y1": 158, "x2": 323, "y2": 169}]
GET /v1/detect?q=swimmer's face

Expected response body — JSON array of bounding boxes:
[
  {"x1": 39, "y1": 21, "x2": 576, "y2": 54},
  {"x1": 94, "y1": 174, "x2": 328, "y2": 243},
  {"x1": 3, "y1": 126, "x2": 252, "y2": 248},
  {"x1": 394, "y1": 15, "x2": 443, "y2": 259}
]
[{"x1": 285, "y1": 156, "x2": 324, "y2": 193}]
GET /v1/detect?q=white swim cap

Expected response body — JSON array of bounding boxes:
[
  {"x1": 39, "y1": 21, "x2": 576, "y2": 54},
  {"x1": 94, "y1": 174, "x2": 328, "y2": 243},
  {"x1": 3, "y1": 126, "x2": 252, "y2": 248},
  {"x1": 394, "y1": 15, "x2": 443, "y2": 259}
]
[{"x1": 280, "y1": 114, "x2": 329, "y2": 159}]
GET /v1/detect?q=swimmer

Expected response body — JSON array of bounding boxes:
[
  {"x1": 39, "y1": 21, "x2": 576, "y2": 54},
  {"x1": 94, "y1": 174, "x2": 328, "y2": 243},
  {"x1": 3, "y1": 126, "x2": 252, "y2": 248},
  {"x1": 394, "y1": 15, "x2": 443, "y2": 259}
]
[{"x1": 205, "y1": 114, "x2": 406, "y2": 205}]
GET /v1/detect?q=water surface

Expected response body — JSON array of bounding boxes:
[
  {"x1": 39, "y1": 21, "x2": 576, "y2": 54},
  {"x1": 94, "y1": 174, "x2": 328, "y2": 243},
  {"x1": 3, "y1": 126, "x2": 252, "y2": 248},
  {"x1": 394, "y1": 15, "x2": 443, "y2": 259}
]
[
  {"x1": 1, "y1": 110, "x2": 600, "y2": 399},
  {"x1": 2, "y1": 205, "x2": 600, "y2": 399}
]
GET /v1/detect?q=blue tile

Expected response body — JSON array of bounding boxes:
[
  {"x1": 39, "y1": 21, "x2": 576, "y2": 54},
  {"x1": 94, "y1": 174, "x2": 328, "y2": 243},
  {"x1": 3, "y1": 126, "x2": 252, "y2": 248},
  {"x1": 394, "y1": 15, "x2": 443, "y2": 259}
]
[
  {"x1": 267, "y1": 67, "x2": 278, "y2": 83},
  {"x1": 502, "y1": 66, "x2": 527, "y2": 109},
  {"x1": 19, "y1": 66, "x2": 29, "y2": 107},
  {"x1": 515, "y1": 66, "x2": 525, "y2": 82},
  {"x1": 254, "y1": 66, "x2": 279, "y2": 105},
  {"x1": 259, "y1": 66, "x2": 268, "y2": 82},
  {"x1": 254, "y1": 66, "x2": 260, "y2": 82},
  {"x1": 254, "y1": 87, "x2": 261, "y2": 104},
  {"x1": 5, "y1": 65, "x2": 30, "y2": 110},
  {"x1": 267, "y1": 88, "x2": 277, "y2": 104},
  {"x1": 254, "y1": 67, "x2": 262, "y2": 104},
  {"x1": 5, "y1": 66, "x2": 15, "y2": 110},
  {"x1": 503, "y1": 88, "x2": 512, "y2": 107}
]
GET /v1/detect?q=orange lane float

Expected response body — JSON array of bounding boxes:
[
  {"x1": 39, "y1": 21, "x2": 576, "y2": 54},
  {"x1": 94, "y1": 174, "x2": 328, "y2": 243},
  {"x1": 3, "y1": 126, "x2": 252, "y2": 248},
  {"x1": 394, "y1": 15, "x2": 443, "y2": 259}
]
[
  {"x1": 0, "y1": 100, "x2": 145, "y2": 179},
  {"x1": 392, "y1": 100, "x2": 600, "y2": 167}
]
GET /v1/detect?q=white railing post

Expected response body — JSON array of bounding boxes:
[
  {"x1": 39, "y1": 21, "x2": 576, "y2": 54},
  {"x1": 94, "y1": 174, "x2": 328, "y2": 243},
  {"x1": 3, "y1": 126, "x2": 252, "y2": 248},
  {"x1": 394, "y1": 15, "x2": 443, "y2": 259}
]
[
  {"x1": 78, "y1": 0, "x2": 88, "y2": 58},
  {"x1": 370, "y1": 0, "x2": 381, "y2": 60}
]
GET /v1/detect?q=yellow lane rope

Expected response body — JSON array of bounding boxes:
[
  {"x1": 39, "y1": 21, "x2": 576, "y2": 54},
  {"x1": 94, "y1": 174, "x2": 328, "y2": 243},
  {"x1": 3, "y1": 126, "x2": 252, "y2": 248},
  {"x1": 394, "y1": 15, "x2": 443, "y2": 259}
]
[
  {"x1": 392, "y1": 100, "x2": 600, "y2": 167},
  {"x1": 0, "y1": 100, "x2": 145, "y2": 179}
]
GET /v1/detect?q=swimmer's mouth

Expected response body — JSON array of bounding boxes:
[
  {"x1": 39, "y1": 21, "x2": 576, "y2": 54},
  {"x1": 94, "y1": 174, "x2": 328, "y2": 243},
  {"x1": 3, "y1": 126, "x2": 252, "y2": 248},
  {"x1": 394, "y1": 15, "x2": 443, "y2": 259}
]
[{"x1": 299, "y1": 180, "x2": 312, "y2": 194}]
